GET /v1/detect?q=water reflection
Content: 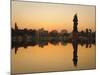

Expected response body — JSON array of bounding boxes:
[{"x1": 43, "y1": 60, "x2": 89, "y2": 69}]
[
  {"x1": 12, "y1": 39, "x2": 95, "y2": 68},
  {"x1": 72, "y1": 40, "x2": 78, "y2": 67}
]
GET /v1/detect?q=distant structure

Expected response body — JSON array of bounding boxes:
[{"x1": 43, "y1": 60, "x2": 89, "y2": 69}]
[
  {"x1": 73, "y1": 13, "x2": 78, "y2": 32},
  {"x1": 15, "y1": 22, "x2": 18, "y2": 30}
]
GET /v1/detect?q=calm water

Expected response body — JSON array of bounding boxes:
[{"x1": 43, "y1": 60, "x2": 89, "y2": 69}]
[{"x1": 11, "y1": 43, "x2": 96, "y2": 74}]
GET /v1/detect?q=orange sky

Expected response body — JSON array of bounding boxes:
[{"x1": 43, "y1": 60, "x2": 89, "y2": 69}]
[{"x1": 12, "y1": 1, "x2": 96, "y2": 32}]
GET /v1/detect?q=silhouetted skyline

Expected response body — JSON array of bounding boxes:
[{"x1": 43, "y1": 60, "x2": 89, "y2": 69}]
[
  {"x1": 11, "y1": 1, "x2": 96, "y2": 74},
  {"x1": 12, "y1": 14, "x2": 96, "y2": 68}
]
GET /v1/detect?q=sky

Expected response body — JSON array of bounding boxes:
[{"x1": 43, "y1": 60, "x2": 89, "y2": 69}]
[{"x1": 12, "y1": 1, "x2": 96, "y2": 32}]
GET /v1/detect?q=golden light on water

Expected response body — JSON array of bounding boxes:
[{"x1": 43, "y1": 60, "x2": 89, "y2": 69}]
[{"x1": 11, "y1": 43, "x2": 96, "y2": 73}]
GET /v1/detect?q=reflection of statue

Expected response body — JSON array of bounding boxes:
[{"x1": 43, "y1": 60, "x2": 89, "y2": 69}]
[
  {"x1": 72, "y1": 14, "x2": 79, "y2": 67},
  {"x1": 72, "y1": 40, "x2": 78, "y2": 67}
]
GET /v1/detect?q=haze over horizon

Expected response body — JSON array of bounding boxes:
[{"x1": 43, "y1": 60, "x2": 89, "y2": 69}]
[{"x1": 12, "y1": 1, "x2": 96, "y2": 32}]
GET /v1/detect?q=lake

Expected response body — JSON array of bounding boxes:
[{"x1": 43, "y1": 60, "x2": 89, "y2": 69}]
[{"x1": 11, "y1": 43, "x2": 96, "y2": 74}]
